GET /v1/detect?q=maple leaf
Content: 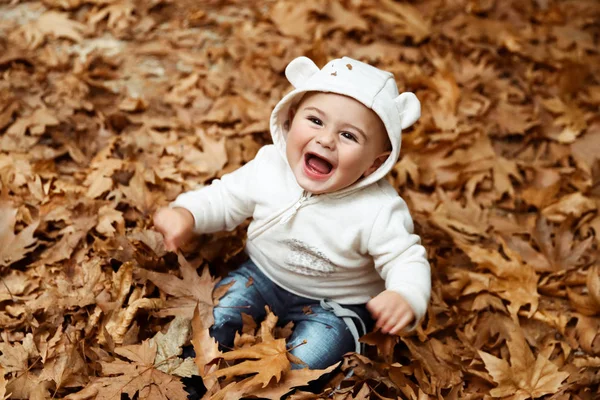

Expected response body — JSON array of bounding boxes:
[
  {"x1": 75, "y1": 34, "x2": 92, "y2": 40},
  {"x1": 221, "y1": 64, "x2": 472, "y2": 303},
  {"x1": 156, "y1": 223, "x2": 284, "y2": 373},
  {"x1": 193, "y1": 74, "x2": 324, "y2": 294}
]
[
  {"x1": 251, "y1": 363, "x2": 339, "y2": 399},
  {"x1": 191, "y1": 303, "x2": 222, "y2": 392},
  {"x1": 0, "y1": 366, "x2": 7, "y2": 400},
  {"x1": 65, "y1": 340, "x2": 188, "y2": 400},
  {"x1": 567, "y1": 265, "x2": 600, "y2": 316},
  {"x1": 268, "y1": 1, "x2": 321, "y2": 39},
  {"x1": 459, "y1": 241, "x2": 539, "y2": 319},
  {"x1": 0, "y1": 270, "x2": 38, "y2": 302},
  {"x1": 493, "y1": 157, "x2": 522, "y2": 198},
  {"x1": 119, "y1": 165, "x2": 159, "y2": 215},
  {"x1": 56, "y1": 257, "x2": 102, "y2": 309},
  {"x1": 364, "y1": 0, "x2": 431, "y2": 43},
  {"x1": 0, "y1": 201, "x2": 39, "y2": 267},
  {"x1": 35, "y1": 211, "x2": 97, "y2": 267},
  {"x1": 6, "y1": 108, "x2": 59, "y2": 137},
  {"x1": 325, "y1": 1, "x2": 368, "y2": 33},
  {"x1": 38, "y1": 328, "x2": 87, "y2": 389},
  {"x1": 84, "y1": 158, "x2": 124, "y2": 199},
  {"x1": 520, "y1": 168, "x2": 561, "y2": 209},
  {"x1": 87, "y1": 0, "x2": 137, "y2": 34},
  {"x1": 431, "y1": 192, "x2": 490, "y2": 242},
  {"x1": 209, "y1": 339, "x2": 291, "y2": 388},
  {"x1": 530, "y1": 217, "x2": 594, "y2": 272},
  {"x1": 480, "y1": 330, "x2": 569, "y2": 399},
  {"x1": 99, "y1": 262, "x2": 165, "y2": 345},
  {"x1": 178, "y1": 128, "x2": 228, "y2": 178},
  {"x1": 403, "y1": 337, "x2": 463, "y2": 389},
  {"x1": 492, "y1": 101, "x2": 539, "y2": 136},
  {"x1": 150, "y1": 317, "x2": 198, "y2": 378},
  {"x1": 0, "y1": 334, "x2": 51, "y2": 399},
  {"x1": 542, "y1": 192, "x2": 596, "y2": 222},
  {"x1": 134, "y1": 252, "x2": 228, "y2": 325},
  {"x1": 571, "y1": 128, "x2": 600, "y2": 171},
  {"x1": 541, "y1": 97, "x2": 588, "y2": 144},
  {"x1": 360, "y1": 330, "x2": 399, "y2": 364},
  {"x1": 96, "y1": 204, "x2": 125, "y2": 236},
  {"x1": 10, "y1": 11, "x2": 86, "y2": 49}
]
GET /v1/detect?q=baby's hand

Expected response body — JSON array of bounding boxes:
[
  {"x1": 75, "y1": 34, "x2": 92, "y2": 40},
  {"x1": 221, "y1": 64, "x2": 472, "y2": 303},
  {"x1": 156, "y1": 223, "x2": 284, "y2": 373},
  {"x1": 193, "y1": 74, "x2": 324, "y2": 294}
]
[
  {"x1": 153, "y1": 207, "x2": 195, "y2": 251},
  {"x1": 366, "y1": 290, "x2": 415, "y2": 335}
]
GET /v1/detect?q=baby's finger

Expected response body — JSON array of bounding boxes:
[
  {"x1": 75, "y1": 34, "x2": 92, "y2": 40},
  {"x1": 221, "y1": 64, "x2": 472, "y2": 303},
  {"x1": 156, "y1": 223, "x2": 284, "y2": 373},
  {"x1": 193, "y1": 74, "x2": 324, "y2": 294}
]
[
  {"x1": 164, "y1": 235, "x2": 179, "y2": 252},
  {"x1": 379, "y1": 314, "x2": 399, "y2": 334},
  {"x1": 388, "y1": 313, "x2": 414, "y2": 335},
  {"x1": 376, "y1": 309, "x2": 395, "y2": 331}
]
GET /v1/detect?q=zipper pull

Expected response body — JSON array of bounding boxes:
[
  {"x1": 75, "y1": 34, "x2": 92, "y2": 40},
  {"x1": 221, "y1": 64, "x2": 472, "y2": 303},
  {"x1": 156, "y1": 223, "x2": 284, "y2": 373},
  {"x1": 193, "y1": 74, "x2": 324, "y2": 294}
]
[{"x1": 280, "y1": 191, "x2": 310, "y2": 224}]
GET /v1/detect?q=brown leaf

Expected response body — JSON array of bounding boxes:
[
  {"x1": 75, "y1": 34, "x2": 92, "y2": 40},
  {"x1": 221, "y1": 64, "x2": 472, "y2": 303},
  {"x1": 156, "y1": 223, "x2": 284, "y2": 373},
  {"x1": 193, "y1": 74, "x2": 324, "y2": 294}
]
[
  {"x1": 96, "y1": 205, "x2": 125, "y2": 237},
  {"x1": 134, "y1": 253, "x2": 222, "y2": 324},
  {"x1": 541, "y1": 97, "x2": 587, "y2": 143},
  {"x1": 38, "y1": 329, "x2": 86, "y2": 389},
  {"x1": 150, "y1": 317, "x2": 197, "y2": 377},
  {"x1": 66, "y1": 340, "x2": 188, "y2": 400},
  {"x1": 0, "y1": 201, "x2": 39, "y2": 267},
  {"x1": 10, "y1": 11, "x2": 86, "y2": 49},
  {"x1": 268, "y1": 1, "x2": 321, "y2": 39},
  {"x1": 521, "y1": 168, "x2": 562, "y2": 209},
  {"x1": 364, "y1": 0, "x2": 431, "y2": 43},
  {"x1": 6, "y1": 108, "x2": 59, "y2": 137},
  {"x1": 459, "y1": 242, "x2": 539, "y2": 318},
  {"x1": 0, "y1": 366, "x2": 7, "y2": 400},
  {"x1": 210, "y1": 339, "x2": 291, "y2": 388},
  {"x1": 480, "y1": 327, "x2": 569, "y2": 399},
  {"x1": 403, "y1": 337, "x2": 463, "y2": 389},
  {"x1": 252, "y1": 363, "x2": 339, "y2": 399},
  {"x1": 360, "y1": 330, "x2": 399, "y2": 364},
  {"x1": 119, "y1": 165, "x2": 158, "y2": 215},
  {"x1": 542, "y1": 193, "x2": 596, "y2": 222},
  {"x1": 191, "y1": 303, "x2": 221, "y2": 390}
]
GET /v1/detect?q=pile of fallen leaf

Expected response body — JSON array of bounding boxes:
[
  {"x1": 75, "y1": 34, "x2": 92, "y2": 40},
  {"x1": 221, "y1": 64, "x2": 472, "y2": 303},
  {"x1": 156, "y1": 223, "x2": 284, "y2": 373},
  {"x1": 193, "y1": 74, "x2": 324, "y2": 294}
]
[{"x1": 0, "y1": 0, "x2": 599, "y2": 398}]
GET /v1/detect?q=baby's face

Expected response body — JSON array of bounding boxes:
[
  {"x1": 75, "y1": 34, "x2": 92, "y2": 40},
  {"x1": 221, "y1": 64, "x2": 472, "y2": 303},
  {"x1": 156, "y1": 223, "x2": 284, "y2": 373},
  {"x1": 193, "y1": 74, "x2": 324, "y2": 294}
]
[{"x1": 286, "y1": 92, "x2": 390, "y2": 194}]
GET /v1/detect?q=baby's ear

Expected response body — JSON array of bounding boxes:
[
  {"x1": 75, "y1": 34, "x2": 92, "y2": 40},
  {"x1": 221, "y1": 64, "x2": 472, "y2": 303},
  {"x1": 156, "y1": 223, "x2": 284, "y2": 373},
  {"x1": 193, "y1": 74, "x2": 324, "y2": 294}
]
[
  {"x1": 284, "y1": 106, "x2": 296, "y2": 131},
  {"x1": 394, "y1": 92, "x2": 421, "y2": 130},
  {"x1": 286, "y1": 57, "x2": 319, "y2": 88},
  {"x1": 363, "y1": 152, "x2": 391, "y2": 178}
]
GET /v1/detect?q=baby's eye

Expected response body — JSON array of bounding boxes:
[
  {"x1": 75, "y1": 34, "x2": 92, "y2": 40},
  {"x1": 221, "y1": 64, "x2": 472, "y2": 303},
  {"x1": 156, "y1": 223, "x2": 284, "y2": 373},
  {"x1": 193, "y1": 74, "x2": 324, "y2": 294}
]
[
  {"x1": 308, "y1": 117, "x2": 323, "y2": 126},
  {"x1": 341, "y1": 132, "x2": 358, "y2": 142}
]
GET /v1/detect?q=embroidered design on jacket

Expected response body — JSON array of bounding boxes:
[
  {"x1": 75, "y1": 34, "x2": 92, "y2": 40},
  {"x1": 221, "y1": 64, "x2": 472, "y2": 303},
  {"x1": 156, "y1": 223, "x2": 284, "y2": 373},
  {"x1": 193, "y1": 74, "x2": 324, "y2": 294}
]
[{"x1": 281, "y1": 239, "x2": 337, "y2": 276}]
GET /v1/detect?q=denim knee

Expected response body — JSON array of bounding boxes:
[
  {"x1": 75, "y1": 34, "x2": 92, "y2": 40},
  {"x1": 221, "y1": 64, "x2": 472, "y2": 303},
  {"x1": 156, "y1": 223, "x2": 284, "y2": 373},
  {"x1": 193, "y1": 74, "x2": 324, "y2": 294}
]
[
  {"x1": 209, "y1": 307, "x2": 239, "y2": 348},
  {"x1": 287, "y1": 320, "x2": 355, "y2": 370}
]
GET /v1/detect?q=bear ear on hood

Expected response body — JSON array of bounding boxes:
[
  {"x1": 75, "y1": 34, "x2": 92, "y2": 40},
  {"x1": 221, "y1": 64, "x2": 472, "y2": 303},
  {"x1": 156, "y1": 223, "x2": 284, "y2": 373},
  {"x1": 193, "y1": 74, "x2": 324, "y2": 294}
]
[
  {"x1": 285, "y1": 56, "x2": 320, "y2": 88},
  {"x1": 395, "y1": 92, "x2": 421, "y2": 130}
]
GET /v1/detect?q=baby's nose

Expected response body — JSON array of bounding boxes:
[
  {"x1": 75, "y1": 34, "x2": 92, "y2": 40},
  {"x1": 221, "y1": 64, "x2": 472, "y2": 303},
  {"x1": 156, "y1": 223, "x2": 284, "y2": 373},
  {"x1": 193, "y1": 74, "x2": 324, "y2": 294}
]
[{"x1": 316, "y1": 131, "x2": 335, "y2": 149}]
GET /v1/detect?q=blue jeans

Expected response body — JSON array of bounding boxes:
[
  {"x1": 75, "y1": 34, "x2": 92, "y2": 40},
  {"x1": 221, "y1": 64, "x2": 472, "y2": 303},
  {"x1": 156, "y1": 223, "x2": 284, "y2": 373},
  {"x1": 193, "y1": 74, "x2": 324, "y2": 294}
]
[{"x1": 210, "y1": 259, "x2": 373, "y2": 370}]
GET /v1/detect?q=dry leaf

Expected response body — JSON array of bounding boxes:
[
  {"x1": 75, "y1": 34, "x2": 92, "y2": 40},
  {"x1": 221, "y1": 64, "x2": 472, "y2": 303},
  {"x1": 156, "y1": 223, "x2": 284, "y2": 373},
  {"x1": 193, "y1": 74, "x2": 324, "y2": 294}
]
[
  {"x1": 65, "y1": 340, "x2": 188, "y2": 400},
  {"x1": 480, "y1": 330, "x2": 569, "y2": 399},
  {"x1": 0, "y1": 201, "x2": 39, "y2": 267}
]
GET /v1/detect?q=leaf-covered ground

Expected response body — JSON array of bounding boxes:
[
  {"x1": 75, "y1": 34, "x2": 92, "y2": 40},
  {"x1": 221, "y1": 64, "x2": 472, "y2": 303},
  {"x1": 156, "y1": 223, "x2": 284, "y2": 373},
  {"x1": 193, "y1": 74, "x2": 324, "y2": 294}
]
[{"x1": 0, "y1": 0, "x2": 599, "y2": 398}]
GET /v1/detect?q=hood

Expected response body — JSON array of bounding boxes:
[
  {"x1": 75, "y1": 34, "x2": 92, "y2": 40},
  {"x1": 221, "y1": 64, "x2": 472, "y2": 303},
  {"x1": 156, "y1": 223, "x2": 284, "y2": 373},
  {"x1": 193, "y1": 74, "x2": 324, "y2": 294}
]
[{"x1": 269, "y1": 56, "x2": 421, "y2": 196}]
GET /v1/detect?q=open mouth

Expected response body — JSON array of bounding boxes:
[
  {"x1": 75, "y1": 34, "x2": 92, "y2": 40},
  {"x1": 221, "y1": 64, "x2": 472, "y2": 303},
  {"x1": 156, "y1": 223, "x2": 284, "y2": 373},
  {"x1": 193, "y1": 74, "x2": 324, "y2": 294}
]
[{"x1": 304, "y1": 153, "x2": 334, "y2": 178}]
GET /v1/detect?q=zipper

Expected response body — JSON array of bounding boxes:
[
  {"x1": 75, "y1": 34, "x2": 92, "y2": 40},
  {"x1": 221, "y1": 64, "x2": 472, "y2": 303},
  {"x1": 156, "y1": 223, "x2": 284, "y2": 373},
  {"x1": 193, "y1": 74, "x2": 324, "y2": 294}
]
[
  {"x1": 279, "y1": 191, "x2": 312, "y2": 225},
  {"x1": 246, "y1": 190, "x2": 313, "y2": 241}
]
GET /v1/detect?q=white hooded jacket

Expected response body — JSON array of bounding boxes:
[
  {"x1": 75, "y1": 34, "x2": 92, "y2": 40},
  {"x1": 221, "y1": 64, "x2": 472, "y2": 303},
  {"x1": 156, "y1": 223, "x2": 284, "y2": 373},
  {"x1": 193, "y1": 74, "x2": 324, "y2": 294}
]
[{"x1": 171, "y1": 57, "x2": 431, "y2": 324}]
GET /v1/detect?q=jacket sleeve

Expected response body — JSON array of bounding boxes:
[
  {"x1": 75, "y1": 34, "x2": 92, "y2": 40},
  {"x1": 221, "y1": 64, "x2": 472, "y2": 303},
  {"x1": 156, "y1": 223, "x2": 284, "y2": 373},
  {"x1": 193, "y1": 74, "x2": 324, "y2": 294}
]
[
  {"x1": 367, "y1": 196, "x2": 431, "y2": 328},
  {"x1": 169, "y1": 146, "x2": 269, "y2": 234}
]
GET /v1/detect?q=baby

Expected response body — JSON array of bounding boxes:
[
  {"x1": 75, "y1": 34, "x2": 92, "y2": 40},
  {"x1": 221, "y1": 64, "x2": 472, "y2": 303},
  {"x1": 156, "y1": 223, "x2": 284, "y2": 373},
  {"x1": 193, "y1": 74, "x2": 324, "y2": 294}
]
[{"x1": 154, "y1": 56, "x2": 431, "y2": 371}]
